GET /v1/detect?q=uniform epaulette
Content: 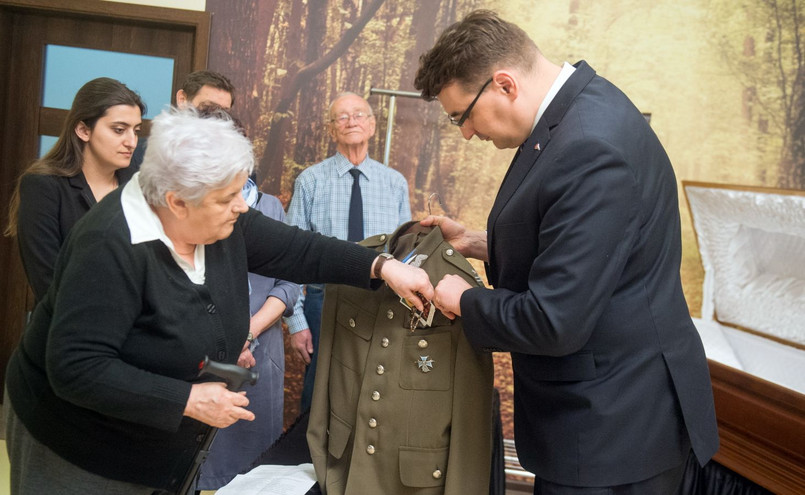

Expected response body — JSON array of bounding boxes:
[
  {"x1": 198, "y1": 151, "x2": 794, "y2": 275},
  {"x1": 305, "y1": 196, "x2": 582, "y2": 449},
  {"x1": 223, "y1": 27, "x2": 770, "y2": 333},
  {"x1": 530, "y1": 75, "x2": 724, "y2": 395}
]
[{"x1": 359, "y1": 233, "x2": 390, "y2": 249}]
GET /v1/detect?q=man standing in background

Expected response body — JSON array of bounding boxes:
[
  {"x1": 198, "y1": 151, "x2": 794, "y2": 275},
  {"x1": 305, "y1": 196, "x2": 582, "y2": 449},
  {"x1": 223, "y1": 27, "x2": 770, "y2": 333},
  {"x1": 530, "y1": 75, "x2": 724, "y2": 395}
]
[
  {"x1": 130, "y1": 70, "x2": 235, "y2": 168},
  {"x1": 286, "y1": 92, "x2": 411, "y2": 412}
]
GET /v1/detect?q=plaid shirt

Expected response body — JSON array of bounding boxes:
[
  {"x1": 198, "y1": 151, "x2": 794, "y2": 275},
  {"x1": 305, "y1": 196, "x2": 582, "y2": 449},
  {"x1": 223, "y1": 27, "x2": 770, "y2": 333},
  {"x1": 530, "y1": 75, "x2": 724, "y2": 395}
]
[{"x1": 285, "y1": 152, "x2": 411, "y2": 332}]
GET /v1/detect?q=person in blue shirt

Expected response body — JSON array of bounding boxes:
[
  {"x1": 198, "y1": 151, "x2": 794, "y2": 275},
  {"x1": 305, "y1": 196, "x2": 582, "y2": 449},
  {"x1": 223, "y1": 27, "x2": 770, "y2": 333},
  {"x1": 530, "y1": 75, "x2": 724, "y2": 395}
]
[{"x1": 285, "y1": 92, "x2": 411, "y2": 412}]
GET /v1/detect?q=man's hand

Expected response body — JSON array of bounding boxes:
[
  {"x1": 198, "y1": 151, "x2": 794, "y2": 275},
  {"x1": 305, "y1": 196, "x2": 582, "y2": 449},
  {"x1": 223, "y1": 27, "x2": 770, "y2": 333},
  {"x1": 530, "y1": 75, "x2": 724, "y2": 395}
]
[
  {"x1": 421, "y1": 215, "x2": 488, "y2": 261},
  {"x1": 290, "y1": 329, "x2": 314, "y2": 364},
  {"x1": 433, "y1": 274, "x2": 472, "y2": 320},
  {"x1": 184, "y1": 382, "x2": 254, "y2": 428}
]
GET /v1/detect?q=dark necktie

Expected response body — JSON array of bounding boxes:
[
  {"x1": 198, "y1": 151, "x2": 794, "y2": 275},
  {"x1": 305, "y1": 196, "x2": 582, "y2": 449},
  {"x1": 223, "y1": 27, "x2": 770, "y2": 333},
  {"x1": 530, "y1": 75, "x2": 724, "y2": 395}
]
[{"x1": 347, "y1": 168, "x2": 363, "y2": 241}]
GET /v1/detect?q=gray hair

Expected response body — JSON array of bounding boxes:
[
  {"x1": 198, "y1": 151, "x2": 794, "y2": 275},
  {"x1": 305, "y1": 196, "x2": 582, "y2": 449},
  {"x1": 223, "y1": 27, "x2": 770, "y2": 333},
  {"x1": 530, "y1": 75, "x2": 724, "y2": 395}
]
[{"x1": 139, "y1": 107, "x2": 254, "y2": 206}]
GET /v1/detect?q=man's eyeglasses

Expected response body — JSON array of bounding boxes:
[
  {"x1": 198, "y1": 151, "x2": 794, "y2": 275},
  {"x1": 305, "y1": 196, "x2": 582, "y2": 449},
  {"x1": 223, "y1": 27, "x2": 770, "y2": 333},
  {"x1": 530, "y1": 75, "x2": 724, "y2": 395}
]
[
  {"x1": 331, "y1": 111, "x2": 373, "y2": 126},
  {"x1": 449, "y1": 77, "x2": 493, "y2": 127}
]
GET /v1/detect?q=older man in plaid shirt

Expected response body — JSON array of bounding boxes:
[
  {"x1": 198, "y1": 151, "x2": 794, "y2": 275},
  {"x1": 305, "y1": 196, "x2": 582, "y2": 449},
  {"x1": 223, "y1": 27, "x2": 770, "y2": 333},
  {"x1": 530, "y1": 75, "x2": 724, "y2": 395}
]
[{"x1": 285, "y1": 92, "x2": 411, "y2": 412}]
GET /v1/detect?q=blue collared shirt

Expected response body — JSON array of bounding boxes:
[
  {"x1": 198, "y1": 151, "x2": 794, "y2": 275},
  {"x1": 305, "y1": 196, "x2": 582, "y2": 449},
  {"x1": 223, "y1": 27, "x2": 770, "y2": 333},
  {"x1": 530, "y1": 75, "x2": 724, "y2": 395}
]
[{"x1": 285, "y1": 152, "x2": 411, "y2": 332}]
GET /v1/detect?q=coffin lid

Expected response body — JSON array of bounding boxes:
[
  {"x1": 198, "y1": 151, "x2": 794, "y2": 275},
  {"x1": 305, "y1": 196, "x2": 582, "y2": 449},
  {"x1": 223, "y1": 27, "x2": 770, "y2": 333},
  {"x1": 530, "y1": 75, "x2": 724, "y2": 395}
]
[{"x1": 683, "y1": 181, "x2": 805, "y2": 349}]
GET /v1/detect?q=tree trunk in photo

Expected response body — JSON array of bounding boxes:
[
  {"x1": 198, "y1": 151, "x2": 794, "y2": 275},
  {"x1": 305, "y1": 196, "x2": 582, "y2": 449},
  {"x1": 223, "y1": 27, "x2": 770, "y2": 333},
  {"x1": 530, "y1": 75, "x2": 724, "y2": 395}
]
[
  {"x1": 206, "y1": 0, "x2": 277, "y2": 137},
  {"x1": 259, "y1": 0, "x2": 388, "y2": 194},
  {"x1": 293, "y1": 0, "x2": 328, "y2": 167},
  {"x1": 396, "y1": 0, "x2": 455, "y2": 212},
  {"x1": 778, "y1": 65, "x2": 804, "y2": 189}
]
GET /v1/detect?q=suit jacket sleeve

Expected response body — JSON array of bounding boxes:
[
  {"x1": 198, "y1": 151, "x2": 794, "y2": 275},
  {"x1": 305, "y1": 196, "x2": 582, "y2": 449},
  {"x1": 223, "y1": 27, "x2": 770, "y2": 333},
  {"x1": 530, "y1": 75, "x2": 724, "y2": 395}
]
[
  {"x1": 306, "y1": 284, "x2": 339, "y2": 490},
  {"x1": 461, "y1": 137, "x2": 640, "y2": 356},
  {"x1": 17, "y1": 174, "x2": 66, "y2": 301}
]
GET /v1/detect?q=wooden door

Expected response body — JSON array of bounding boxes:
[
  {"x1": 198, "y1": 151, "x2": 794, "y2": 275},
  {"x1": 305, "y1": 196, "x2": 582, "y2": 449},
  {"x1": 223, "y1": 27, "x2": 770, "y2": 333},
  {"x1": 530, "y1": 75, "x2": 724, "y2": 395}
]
[{"x1": 0, "y1": 0, "x2": 210, "y2": 396}]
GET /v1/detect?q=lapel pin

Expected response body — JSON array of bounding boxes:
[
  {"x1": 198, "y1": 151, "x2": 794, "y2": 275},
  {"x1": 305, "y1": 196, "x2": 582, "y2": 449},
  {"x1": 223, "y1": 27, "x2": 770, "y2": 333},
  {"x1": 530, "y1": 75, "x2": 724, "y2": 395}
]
[{"x1": 535, "y1": 142, "x2": 541, "y2": 151}]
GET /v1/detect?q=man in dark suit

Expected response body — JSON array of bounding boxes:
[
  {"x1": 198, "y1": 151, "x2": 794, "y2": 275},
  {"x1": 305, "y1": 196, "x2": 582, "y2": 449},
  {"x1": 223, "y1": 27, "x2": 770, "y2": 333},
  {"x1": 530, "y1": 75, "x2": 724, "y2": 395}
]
[{"x1": 414, "y1": 10, "x2": 719, "y2": 494}]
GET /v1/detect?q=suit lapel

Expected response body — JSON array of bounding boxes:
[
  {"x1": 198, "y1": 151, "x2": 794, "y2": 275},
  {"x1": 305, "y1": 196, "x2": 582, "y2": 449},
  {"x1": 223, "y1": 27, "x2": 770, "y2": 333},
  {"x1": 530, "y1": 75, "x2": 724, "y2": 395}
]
[
  {"x1": 67, "y1": 172, "x2": 95, "y2": 210},
  {"x1": 487, "y1": 61, "x2": 597, "y2": 232}
]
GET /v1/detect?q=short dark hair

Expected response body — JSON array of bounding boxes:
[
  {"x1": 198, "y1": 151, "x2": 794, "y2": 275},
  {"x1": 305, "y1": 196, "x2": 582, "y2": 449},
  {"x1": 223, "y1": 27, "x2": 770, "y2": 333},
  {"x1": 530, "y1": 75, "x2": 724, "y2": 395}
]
[
  {"x1": 180, "y1": 70, "x2": 236, "y2": 105},
  {"x1": 414, "y1": 10, "x2": 538, "y2": 100}
]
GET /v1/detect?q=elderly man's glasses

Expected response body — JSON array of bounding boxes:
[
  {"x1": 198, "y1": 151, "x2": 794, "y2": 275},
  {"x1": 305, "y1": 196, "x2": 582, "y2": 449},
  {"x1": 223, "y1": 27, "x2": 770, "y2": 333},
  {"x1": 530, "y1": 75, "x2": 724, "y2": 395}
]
[
  {"x1": 331, "y1": 111, "x2": 372, "y2": 126},
  {"x1": 449, "y1": 77, "x2": 493, "y2": 127}
]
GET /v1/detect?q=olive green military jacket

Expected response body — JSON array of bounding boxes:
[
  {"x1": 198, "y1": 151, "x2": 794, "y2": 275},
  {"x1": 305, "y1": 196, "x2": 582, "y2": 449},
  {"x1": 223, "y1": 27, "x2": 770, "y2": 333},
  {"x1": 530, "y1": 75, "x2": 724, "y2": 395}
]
[{"x1": 307, "y1": 223, "x2": 495, "y2": 494}]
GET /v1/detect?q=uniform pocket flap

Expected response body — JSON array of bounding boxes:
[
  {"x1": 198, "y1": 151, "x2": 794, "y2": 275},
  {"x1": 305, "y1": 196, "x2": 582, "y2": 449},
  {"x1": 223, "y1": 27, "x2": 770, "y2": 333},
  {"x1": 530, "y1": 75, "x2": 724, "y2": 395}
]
[
  {"x1": 327, "y1": 411, "x2": 353, "y2": 459},
  {"x1": 398, "y1": 446, "x2": 448, "y2": 487},
  {"x1": 335, "y1": 297, "x2": 373, "y2": 341}
]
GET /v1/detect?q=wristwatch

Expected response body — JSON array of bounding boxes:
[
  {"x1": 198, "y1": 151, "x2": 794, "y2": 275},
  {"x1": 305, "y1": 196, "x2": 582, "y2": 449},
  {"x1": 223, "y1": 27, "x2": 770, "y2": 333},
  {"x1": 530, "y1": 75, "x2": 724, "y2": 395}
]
[
  {"x1": 247, "y1": 332, "x2": 255, "y2": 343},
  {"x1": 373, "y1": 252, "x2": 394, "y2": 279}
]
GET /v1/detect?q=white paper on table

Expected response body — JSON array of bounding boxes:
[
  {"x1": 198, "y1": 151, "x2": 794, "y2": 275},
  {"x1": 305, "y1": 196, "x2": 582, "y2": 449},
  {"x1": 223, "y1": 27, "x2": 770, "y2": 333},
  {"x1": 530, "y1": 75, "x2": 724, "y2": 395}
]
[{"x1": 215, "y1": 463, "x2": 316, "y2": 495}]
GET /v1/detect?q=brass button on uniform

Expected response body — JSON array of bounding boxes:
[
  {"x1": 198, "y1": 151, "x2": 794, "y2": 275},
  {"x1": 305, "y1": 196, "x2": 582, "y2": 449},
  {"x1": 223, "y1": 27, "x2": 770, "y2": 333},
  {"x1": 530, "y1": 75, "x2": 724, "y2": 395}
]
[
  {"x1": 386, "y1": 309, "x2": 394, "y2": 319},
  {"x1": 379, "y1": 235, "x2": 386, "y2": 241},
  {"x1": 445, "y1": 248, "x2": 454, "y2": 256},
  {"x1": 368, "y1": 418, "x2": 377, "y2": 428},
  {"x1": 371, "y1": 390, "x2": 380, "y2": 401},
  {"x1": 418, "y1": 339, "x2": 428, "y2": 349},
  {"x1": 381, "y1": 337, "x2": 390, "y2": 348},
  {"x1": 366, "y1": 445, "x2": 375, "y2": 455},
  {"x1": 432, "y1": 469, "x2": 442, "y2": 479},
  {"x1": 376, "y1": 364, "x2": 385, "y2": 375},
  {"x1": 348, "y1": 318, "x2": 356, "y2": 328}
]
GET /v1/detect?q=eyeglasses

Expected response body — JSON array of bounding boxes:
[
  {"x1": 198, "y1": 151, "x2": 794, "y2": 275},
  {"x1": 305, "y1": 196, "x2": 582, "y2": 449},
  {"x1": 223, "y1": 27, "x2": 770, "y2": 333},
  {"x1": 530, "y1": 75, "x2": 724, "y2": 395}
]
[
  {"x1": 449, "y1": 77, "x2": 493, "y2": 127},
  {"x1": 331, "y1": 111, "x2": 373, "y2": 126}
]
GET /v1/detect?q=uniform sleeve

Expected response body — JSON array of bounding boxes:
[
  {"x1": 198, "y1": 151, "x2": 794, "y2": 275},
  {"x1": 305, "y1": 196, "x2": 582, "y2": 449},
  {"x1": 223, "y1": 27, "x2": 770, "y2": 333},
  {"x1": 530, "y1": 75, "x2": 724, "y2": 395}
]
[
  {"x1": 16, "y1": 174, "x2": 65, "y2": 301},
  {"x1": 306, "y1": 285, "x2": 339, "y2": 486}
]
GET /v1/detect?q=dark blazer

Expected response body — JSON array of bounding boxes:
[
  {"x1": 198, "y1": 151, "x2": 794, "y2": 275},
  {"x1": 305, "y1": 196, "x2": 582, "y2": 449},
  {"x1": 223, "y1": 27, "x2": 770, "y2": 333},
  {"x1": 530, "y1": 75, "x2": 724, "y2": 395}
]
[
  {"x1": 16, "y1": 167, "x2": 136, "y2": 301},
  {"x1": 460, "y1": 61, "x2": 719, "y2": 486}
]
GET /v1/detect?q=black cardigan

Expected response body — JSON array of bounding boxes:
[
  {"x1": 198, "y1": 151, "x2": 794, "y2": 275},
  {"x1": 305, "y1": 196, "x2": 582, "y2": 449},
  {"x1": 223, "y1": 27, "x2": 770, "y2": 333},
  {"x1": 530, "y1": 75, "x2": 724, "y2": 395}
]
[{"x1": 6, "y1": 185, "x2": 377, "y2": 490}]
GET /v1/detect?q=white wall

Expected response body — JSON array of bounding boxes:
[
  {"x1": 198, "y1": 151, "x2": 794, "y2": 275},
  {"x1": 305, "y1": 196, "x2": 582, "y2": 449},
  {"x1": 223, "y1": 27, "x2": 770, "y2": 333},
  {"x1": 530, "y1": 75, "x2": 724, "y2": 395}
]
[{"x1": 102, "y1": 0, "x2": 205, "y2": 11}]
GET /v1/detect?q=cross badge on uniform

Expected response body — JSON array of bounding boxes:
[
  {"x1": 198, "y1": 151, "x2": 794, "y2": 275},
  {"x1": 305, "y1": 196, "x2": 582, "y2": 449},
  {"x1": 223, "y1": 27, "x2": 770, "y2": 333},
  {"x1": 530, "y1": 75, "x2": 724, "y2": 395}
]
[{"x1": 416, "y1": 355, "x2": 434, "y2": 373}]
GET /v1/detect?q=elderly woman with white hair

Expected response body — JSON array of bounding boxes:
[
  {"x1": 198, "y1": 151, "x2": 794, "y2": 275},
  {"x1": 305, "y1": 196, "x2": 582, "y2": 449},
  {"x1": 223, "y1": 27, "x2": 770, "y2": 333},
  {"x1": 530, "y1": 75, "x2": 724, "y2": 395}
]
[{"x1": 4, "y1": 107, "x2": 433, "y2": 495}]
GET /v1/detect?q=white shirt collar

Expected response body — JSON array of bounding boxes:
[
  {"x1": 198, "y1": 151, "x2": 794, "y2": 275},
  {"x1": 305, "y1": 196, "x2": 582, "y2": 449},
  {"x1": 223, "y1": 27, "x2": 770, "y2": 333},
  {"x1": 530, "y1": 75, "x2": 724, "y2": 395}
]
[
  {"x1": 121, "y1": 172, "x2": 206, "y2": 284},
  {"x1": 532, "y1": 62, "x2": 577, "y2": 133}
]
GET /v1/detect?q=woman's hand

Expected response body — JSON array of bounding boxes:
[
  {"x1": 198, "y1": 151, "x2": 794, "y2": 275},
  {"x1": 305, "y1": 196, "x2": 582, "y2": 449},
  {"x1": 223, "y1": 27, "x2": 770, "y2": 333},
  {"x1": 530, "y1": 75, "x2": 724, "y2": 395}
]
[
  {"x1": 237, "y1": 345, "x2": 256, "y2": 368},
  {"x1": 184, "y1": 382, "x2": 255, "y2": 428},
  {"x1": 379, "y1": 259, "x2": 434, "y2": 311}
]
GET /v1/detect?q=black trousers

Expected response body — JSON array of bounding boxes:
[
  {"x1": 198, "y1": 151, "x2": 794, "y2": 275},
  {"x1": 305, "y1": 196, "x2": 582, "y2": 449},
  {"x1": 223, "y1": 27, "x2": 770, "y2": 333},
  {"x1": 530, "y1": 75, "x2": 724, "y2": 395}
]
[{"x1": 532, "y1": 455, "x2": 688, "y2": 495}]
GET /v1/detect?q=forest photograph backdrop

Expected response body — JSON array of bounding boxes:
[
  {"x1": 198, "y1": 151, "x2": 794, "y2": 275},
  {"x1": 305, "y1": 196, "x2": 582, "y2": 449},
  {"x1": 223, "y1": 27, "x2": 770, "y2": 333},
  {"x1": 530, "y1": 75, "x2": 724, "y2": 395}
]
[{"x1": 204, "y1": 0, "x2": 804, "y2": 440}]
